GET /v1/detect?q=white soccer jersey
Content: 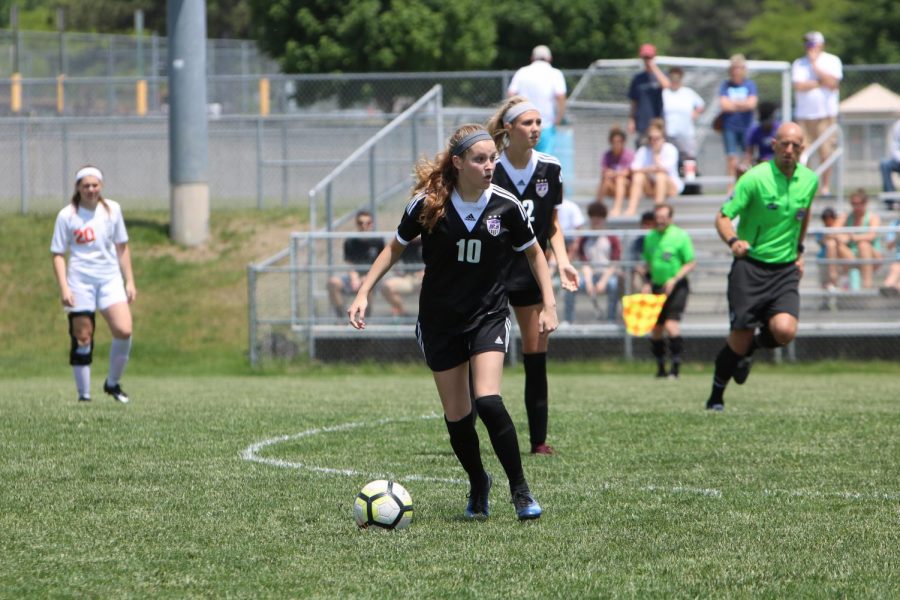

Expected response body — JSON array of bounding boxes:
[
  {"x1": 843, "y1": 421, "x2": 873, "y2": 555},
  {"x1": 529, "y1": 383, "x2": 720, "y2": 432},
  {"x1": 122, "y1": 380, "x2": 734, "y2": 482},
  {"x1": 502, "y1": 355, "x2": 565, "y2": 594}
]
[{"x1": 50, "y1": 199, "x2": 129, "y2": 281}]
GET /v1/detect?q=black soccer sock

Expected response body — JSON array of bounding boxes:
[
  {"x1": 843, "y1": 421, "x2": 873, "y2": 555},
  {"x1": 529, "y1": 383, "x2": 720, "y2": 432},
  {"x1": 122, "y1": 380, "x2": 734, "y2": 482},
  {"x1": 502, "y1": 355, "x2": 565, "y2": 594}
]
[
  {"x1": 444, "y1": 411, "x2": 487, "y2": 487},
  {"x1": 709, "y1": 344, "x2": 741, "y2": 403},
  {"x1": 669, "y1": 336, "x2": 684, "y2": 376},
  {"x1": 651, "y1": 338, "x2": 666, "y2": 374},
  {"x1": 474, "y1": 395, "x2": 528, "y2": 494},
  {"x1": 522, "y1": 352, "x2": 548, "y2": 447}
]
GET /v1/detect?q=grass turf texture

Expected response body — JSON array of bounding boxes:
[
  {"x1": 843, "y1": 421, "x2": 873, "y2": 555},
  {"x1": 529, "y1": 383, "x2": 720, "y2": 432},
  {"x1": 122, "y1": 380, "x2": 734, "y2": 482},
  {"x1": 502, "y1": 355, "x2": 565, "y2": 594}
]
[{"x1": 1, "y1": 373, "x2": 897, "y2": 597}]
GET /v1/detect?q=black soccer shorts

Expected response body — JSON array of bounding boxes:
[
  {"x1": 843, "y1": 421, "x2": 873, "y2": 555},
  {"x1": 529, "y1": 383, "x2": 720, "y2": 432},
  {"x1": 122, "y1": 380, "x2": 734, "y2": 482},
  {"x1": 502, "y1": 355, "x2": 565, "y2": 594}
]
[
  {"x1": 727, "y1": 258, "x2": 800, "y2": 331},
  {"x1": 415, "y1": 314, "x2": 511, "y2": 372}
]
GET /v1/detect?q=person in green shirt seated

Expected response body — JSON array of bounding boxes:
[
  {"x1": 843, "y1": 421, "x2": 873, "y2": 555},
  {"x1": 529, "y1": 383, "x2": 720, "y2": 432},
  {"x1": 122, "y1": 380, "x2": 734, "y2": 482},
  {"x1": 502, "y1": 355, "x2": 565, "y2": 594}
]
[
  {"x1": 707, "y1": 122, "x2": 817, "y2": 411},
  {"x1": 638, "y1": 203, "x2": 696, "y2": 378}
]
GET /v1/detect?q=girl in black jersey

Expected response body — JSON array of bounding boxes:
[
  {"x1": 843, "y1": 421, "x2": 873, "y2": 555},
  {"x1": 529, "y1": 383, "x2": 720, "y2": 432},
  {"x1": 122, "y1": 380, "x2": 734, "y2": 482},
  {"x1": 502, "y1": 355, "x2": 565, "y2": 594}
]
[
  {"x1": 348, "y1": 124, "x2": 558, "y2": 520},
  {"x1": 486, "y1": 96, "x2": 579, "y2": 455}
]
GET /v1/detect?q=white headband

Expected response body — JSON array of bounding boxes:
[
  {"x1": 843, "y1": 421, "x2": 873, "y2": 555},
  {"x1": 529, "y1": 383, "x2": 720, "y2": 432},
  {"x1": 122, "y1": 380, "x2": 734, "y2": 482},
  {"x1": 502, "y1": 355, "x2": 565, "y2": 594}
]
[
  {"x1": 75, "y1": 167, "x2": 103, "y2": 182},
  {"x1": 503, "y1": 102, "x2": 539, "y2": 125}
]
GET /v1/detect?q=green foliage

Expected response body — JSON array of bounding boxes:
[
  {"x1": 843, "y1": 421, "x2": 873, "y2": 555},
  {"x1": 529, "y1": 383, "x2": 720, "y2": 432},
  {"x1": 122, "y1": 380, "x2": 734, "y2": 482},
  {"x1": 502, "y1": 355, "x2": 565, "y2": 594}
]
[
  {"x1": 250, "y1": 0, "x2": 496, "y2": 73},
  {"x1": 492, "y1": 0, "x2": 667, "y2": 68},
  {"x1": 0, "y1": 373, "x2": 897, "y2": 596},
  {"x1": 663, "y1": 0, "x2": 764, "y2": 59},
  {"x1": 739, "y1": 0, "x2": 851, "y2": 61}
]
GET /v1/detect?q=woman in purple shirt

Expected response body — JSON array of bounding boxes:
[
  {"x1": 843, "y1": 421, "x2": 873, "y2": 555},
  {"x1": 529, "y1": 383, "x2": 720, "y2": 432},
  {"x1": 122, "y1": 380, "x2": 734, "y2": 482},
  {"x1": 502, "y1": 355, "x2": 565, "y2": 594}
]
[{"x1": 597, "y1": 127, "x2": 634, "y2": 215}]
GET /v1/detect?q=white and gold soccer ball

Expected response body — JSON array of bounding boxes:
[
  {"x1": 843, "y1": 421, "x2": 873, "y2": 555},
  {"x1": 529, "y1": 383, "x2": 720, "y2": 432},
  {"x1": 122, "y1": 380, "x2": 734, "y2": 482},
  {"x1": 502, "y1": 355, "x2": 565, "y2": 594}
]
[{"x1": 353, "y1": 480, "x2": 413, "y2": 530}]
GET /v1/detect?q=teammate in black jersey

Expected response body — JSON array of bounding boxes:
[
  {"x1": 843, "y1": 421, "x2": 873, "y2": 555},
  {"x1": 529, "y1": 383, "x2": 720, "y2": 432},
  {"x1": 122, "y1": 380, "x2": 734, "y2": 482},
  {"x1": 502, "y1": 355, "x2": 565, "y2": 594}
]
[
  {"x1": 348, "y1": 124, "x2": 558, "y2": 520},
  {"x1": 487, "y1": 96, "x2": 579, "y2": 455}
]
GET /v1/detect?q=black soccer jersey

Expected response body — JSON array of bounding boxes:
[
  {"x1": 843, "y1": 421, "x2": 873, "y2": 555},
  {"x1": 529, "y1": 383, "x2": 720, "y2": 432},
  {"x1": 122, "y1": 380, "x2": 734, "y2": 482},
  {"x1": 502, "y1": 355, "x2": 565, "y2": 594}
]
[
  {"x1": 492, "y1": 151, "x2": 563, "y2": 292},
  {"x1": 396, "y1": 184, "x2": 536, "y2": 334}
]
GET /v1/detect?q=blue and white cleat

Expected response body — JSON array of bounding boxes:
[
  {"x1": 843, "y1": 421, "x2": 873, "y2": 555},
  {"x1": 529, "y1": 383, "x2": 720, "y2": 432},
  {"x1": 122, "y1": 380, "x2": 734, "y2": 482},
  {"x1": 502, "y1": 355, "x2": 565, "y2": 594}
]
[
  {"x1": 464, "y1": 473, "x2": 492, "y2": 519},
  {"x1": 512, "y1": 490, "x2": 542, "y2": 520}
]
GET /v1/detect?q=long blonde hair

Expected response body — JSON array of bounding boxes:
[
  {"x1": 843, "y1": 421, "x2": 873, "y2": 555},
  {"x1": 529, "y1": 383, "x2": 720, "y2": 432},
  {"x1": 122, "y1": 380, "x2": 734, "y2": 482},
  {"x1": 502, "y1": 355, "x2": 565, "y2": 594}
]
[
  {"x1": 486, "y1": 95, "x2": 533, "y2": 154},
  {"x1": 414, "y1": 123, "x2": 487, "y2": 233}
]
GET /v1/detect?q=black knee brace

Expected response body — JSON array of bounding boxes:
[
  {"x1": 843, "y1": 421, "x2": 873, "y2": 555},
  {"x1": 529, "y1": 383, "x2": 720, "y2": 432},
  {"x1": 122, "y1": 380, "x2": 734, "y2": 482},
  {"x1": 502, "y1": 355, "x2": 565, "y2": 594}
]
[{"x1": 68, "y1": 311, "x2": 95, "y2": 366}]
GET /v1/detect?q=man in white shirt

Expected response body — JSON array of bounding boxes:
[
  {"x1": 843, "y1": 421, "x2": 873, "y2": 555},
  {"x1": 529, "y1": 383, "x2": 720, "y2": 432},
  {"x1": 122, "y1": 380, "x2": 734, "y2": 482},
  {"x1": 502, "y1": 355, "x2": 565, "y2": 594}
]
[
  {"x1": 880, "y1": 119, "x2": 900, "y2": 193},
  {"x1": 508, "y1": 45, "x2": 567, "y2": 155},
  {"x1": 792, "y1": 31, "x2": 843, "y2": 195},
  {"x1": 662, "y1": 66, "x2": 705, "y2": 160}
]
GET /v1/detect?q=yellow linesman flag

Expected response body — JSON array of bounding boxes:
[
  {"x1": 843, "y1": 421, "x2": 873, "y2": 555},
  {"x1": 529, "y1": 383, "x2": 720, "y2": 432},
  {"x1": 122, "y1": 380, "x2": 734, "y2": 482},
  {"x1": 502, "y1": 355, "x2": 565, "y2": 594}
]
[{"x1": 621, "y1": 293, "x2": 667, "y2": 336}]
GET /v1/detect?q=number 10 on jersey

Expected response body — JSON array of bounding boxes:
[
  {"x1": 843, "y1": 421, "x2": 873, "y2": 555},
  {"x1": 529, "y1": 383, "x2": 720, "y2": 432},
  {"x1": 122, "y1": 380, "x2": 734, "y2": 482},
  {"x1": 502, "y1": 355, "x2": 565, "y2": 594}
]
[{"x1": 456, "y1": 239, "x2": 482, "y2": 263}]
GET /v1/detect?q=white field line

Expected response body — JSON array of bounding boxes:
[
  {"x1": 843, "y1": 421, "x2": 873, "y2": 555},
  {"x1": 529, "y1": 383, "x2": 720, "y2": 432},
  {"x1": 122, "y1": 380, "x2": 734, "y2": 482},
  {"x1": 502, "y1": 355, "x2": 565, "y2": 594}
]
[{"x1": 240, "y1": 415, "x2": 898, "y2": 502}]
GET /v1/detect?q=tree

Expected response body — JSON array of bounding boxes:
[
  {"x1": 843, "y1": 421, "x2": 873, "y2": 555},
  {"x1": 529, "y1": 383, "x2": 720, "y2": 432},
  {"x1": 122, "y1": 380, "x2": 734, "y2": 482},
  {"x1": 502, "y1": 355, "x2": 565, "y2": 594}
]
[
  {"x1": 249, "y1": 0, "x2": 496, "y2": 73},
  {"x1": 492, "y1": 0, "x2": 668, "y2": 69},
  {"x1": 738, "y1": 0, "x2": 851, "y2": 62},
  {"x1": 662, "y1": 0, "x2": 764, "y2": 60}
]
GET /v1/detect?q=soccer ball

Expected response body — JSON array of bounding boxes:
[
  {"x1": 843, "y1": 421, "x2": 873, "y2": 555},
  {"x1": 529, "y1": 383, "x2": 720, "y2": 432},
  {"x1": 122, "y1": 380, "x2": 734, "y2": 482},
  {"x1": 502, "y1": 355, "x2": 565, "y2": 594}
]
[{"x1": 353, "y1": 480, "x2": 413, "y2": 530}]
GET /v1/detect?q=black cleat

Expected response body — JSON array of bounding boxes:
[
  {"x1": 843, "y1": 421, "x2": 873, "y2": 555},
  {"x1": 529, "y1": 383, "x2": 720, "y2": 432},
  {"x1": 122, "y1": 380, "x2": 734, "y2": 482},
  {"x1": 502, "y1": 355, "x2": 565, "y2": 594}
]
[
  {"x1": 77, "y1": 396, "x2": 91, "y2": 402},
  {"x1": 705, "y1": 398, "x2": 724, "y2": 411},
  {"x1": 733, "y1": 356, "x2": 753, "y2": 385},
  {"x1": 103, "y1": 380, "x2": 130, "y2": 404},
  {"x1": 464, "y1": 473, "x2": 492, "y2": 519}
]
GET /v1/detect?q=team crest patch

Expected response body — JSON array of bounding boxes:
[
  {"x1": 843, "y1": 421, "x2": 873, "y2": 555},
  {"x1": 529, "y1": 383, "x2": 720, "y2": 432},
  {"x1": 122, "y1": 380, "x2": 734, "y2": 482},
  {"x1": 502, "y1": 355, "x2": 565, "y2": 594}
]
[
  {"x1": 535, "y1": 179, "x2": 549, "y2": 197},
  {"x1": 486, "y1": 216, "x2": 501, "y2": 236},
  {"x1": 795, "y1": 208, "x2": 807, "y2": 221}
]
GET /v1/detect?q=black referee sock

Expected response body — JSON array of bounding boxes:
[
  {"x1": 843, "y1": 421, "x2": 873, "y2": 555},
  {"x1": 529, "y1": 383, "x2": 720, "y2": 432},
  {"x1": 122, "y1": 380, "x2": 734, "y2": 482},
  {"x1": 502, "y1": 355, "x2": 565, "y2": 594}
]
[
  {"x1": 709, "y1": 344, "x2": 742, "y2": 403},
  {"x1": 444, "y1": 411, "x2": 487, "y2": 488},
  {"x1": 650, "y1": 339, "x2": 666, "y2": 375},
  {"x1": 754, "y1": 326, "x2": 780, "y2": 351},
  {"x1": 474, "y1": 395, "x2": 528, "y2": 494},
  {"x1": 522, "y1": 352, "x2": 548, "y2": 447},
  {"x1": 669, "y1": 336, "x2": 684, "y2": 376}
]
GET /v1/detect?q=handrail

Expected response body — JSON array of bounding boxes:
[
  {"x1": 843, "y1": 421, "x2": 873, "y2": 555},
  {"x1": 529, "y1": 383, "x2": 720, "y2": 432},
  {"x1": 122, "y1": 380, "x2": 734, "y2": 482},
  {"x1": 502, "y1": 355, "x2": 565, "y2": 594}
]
[{"x1": 307, "y1": 84, "x2": 443, "y2": 229}]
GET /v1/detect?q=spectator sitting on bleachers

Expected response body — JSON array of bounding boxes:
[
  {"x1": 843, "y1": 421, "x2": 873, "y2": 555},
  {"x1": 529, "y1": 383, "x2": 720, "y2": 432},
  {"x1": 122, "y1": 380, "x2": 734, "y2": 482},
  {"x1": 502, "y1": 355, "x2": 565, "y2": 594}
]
[
  {"x1": 619, "y1": 120, "x2": 683, "y2": 217},
  {"x1": 815, "y1": 207, "x2": 842, "y2": 292},
  {"x1": 628, "y1": 211, "x2": 656, "y2": 292},
  {"x1": 327, "y1": 210, "x2": 384, "y2": 318},
  {"x1": 564, "y1": 201, "x2": 622, "y2": 323},
  {"x1": 381, "y1": 238, "x2": 423, "y2": 317},
  {"x1": 879, "y1": 208, "x2": 900, "y2": 296},
  {"x1": 832, "y1": 189, "x2": 883, "y2": 289},
  {"x1": 596, "y1": 127, "x2": 634, "y2": 215}
]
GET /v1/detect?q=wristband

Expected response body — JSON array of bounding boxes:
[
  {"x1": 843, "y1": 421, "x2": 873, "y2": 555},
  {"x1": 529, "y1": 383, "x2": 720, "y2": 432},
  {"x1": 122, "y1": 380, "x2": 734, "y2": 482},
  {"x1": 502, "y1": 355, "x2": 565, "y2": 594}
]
[
  {"x1": 726, "y1": 236, "x2": 739, "y2": 248},
  {"x1": 797, "y1": 243, "x2": 805, "y2": 254}
]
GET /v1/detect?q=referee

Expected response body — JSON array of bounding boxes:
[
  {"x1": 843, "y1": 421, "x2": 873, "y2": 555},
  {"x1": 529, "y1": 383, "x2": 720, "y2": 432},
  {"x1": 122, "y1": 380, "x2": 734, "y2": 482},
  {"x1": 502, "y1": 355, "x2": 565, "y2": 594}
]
[
  {"x1": 706, "y1": 122, "x2": 817, "y2": 410},
  {"x1": 640, "y1": 203, "x2": 695, "y2": 378}
]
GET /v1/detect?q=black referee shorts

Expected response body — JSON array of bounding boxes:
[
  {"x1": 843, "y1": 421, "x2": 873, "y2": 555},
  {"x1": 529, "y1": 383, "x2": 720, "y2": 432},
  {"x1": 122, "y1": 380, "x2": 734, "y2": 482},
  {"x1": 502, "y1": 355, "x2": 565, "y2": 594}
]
[
  {"x1": 728, "y1": 257, "x2": 800, "y2": 331},
  {"x1": 415, "y1": 314, "x2": 511, "y2": 372},
  {"x1": 652, "y1": 279, "x2": 690, "y2": 323}
]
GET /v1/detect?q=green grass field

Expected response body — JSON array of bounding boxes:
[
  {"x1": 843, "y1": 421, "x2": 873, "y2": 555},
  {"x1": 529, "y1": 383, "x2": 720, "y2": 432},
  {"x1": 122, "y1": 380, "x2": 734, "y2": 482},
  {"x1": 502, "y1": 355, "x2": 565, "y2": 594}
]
[{"x1": 2, "y1": 372, "x2": 897, "y2": 598}]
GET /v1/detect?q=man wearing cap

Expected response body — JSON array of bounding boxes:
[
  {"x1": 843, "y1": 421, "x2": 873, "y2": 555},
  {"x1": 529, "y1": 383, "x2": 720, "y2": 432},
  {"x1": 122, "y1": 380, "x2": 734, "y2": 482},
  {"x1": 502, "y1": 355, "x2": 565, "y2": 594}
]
[
  {"x1": 628, "y1": 43, "x2": 671, "y2": 145},
  {"x1": 507, "y1": 45, "x2": 567, "y2": 154},
  {"x1": 792, "y1": 31, "x2": 843, "y2": 196}
]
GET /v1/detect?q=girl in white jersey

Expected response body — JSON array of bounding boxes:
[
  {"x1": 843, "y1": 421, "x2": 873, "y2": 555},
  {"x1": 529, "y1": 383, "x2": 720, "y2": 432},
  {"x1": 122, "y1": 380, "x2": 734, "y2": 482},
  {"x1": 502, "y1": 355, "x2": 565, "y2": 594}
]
[
  {"x1": 50, "y1": 166, "x2": 136, "y2": 403},
  {"x1": 348, "y1": 124, "x2": 558, "y2": 520},
  {"x1": 486, "y1": 96, "x2": 579, "y2": 455}
]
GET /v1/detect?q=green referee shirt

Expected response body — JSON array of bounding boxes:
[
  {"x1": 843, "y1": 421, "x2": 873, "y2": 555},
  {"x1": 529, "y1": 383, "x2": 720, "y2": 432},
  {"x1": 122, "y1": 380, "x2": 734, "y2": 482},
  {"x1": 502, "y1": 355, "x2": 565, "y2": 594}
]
[
  {"x1": 721, "y1": 160, "x2": 818, "y2": 264},
  {"x1": 642, "y1": 224, "x2": 695, "y2": 286}
]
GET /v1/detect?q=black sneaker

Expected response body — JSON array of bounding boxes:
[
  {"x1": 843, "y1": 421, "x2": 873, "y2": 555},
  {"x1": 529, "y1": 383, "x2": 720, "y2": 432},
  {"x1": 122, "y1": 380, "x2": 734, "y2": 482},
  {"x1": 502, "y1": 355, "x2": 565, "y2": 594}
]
[
  {"x1": 77, "y1": 396, "x2": 91, "y2": 402},
  {"x1": 705, "y1": 398, "x2": 724, "y2": 411},
  {"x1": 733, "y1": 356, "x2": 753, "y2": 385},
  {"x1": 512, "y1": 489, "x2": 542, "y2": 520},
  {"x1": 103, "y1": 380, "x2": 130, "y2": 404},
  {"x1": 464, "y1": 473, "x2": 491, "y2": 519}
]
